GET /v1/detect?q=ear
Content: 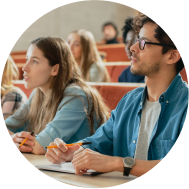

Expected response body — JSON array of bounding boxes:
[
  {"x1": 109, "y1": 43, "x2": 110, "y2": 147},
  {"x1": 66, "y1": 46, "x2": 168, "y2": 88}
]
[
  {"x1": 167, "y1": 50, "x2": 181, "y2": 65},
  {"x1": 51, "y1": 64, "x2": 59, "y2": 76}
]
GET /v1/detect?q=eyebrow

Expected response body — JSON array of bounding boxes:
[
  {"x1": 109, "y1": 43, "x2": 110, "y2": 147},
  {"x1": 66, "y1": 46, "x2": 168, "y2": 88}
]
[
  {"x1": 26, "y1": 55, "x2": 40, "y2": 60},
  {"x1": 138, "y1": 36, "x2": 152, "y2": 42}
]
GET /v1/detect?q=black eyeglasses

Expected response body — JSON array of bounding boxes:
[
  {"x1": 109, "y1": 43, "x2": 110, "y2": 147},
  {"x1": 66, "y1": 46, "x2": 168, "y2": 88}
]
[{"x1": 136, "y1": 37, "x2": 176, "y2": 50}]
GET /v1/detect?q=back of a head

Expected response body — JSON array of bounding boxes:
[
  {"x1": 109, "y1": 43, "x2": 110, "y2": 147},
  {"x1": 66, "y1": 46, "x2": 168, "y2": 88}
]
[
  {"x1": 1, "y1": 56, "x2": 19, "y2": 92},
  {"x1": 122, "y1": 17, "x2": 134, "y2": 43}
]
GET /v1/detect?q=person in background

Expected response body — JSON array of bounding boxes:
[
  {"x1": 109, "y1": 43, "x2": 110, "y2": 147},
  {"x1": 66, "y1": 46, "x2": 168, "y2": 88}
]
[
  {"x1": 6, "y1": 37, "x2": 110, "y2": 155},
  {"x1": 102, "y1": 22, "x2": 119, "y2": 44},
  {"x1": 67, "y1": 29, "x2": 110, "y2": 82},
  {"x1": 119, "y1": 17, "x2": 145, "y2": 83},
  {"x1": 1, "y1": 56, "x2": 28, "y2": 119},
  {"x1": 45, "y1": 13, "x2": 187, "y2": 177}
]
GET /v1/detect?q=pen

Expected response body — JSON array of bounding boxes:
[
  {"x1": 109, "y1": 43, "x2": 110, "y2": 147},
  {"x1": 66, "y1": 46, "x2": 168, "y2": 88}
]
[
  {"x1": 19, "y1": 132, "x2": 34, "y2": 147},
  {"x1": 45, "y1": 142, "x2": 92, "y2": 149}
]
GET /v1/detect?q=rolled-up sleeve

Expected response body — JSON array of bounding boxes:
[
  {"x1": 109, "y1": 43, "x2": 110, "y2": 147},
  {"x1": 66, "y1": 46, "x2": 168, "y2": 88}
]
[{"x1": 80, "y1": 109, "x2": 116, "y2": 156}]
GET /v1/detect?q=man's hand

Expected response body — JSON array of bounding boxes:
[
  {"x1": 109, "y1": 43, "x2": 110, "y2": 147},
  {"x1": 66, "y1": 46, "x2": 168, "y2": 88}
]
[
  {"x1": 11, "y1": 131, "x2": 35, "y2": 152},
  {"x1": 45, "y1": 138, "x2": 83, "y2": 164},
  {"x1": 71, "y1": 148, "x2": 124, "y2": 175}
]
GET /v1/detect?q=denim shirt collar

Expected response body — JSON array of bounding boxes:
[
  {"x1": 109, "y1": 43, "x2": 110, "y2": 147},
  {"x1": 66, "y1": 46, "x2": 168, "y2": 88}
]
[
  {"x1": 138, "y1": 74, "x2": 184, "y2": 112},
  {"x1": 159, "y1": 74, "x2": 184, "y2": 103}
]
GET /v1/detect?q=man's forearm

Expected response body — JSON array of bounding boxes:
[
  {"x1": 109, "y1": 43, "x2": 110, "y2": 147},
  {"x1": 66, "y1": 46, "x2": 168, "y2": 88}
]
[
  {"x1": 130, "y1": 159, "x2": 160, "y2": 177},
  {"x1": 114, "y1": 157, "x2": 160, "y2": 177}
]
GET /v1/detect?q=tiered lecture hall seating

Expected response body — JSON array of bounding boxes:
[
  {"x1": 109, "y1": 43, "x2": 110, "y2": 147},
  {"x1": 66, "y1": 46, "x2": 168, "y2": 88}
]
[
  {"x1": 13, "y1": 80, "x2": 145, "y2": 111},
  {"x1": 11, "y1": 49, "x2": 188, "y2": 111},
  {"x1": 105, "y1": 62, "x2": 188, "y2": 83},
  {"x1": 104, "y1": 62, "x2": 130, "y2": 82},
  {"x1": 97, "y1": 43, "x2": 129, "y2": 62}
]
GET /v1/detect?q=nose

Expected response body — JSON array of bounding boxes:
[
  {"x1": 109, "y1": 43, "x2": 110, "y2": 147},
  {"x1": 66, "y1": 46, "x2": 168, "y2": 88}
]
[
  {"x1": 130, "y1": 42, "x2": 139, "y2": 54},
  {"x1": 22, "y1": 62, "x2": 29, "y2": 73}
]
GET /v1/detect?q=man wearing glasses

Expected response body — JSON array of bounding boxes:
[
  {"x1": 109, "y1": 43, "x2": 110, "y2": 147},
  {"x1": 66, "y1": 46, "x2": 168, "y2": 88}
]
[{"x1": 45, "y1": 13, "x2": 188, "y2": 177}]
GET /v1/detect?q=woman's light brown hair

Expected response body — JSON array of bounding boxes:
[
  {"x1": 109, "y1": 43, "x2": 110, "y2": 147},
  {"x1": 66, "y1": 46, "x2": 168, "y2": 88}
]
[
  {"x1": 26, "y1": 37, "x2": 110, "y2": 134},
  {"x1": 71, "y1": 30, "x2": 110, "y2": 82},
  {"x1": 1, "y1": 56, "x2": 19, "y2": 97}
]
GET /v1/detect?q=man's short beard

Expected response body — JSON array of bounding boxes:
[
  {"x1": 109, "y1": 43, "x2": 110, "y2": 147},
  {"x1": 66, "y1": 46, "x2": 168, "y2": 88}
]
[{"x1": 130, "y1": 62, "x2": 160, "y2": 76}]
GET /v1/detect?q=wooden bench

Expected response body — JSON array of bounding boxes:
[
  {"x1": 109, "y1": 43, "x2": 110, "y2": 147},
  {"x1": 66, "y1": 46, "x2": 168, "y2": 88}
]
[
  {"x1": 14, "y1": 80, "x2": 145, "y2": 111},
  {"x1": 13, "y1": 61, "x2": 188, "y2": 84},
  {"x1": 11, "y1": 54, "x2": 26, "y2": 63},
  {"x1": 104, "y1": 62, "x2": 188, "y2": 83},
  {"x1": 97, "y1": 44, "x2": 129, "y2": 62},
  {"x1": 89, "y1": 82, "x2": 145, "y2": 110},
  {"x1": 104, "y1": 62, "x2": 130, "y2": 82}
]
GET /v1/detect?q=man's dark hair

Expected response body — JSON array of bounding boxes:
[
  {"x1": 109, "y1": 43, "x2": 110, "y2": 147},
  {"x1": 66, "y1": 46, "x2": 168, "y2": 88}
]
[
  {"x1": 102, "y1": 22, "x2": 118, "y2": 38},
  {"x1": 122, "y1": 17, "x2": 134, "y2": 43},
  {"x1": 132, "y1": 13, "x2": 184, "y2": 74}
]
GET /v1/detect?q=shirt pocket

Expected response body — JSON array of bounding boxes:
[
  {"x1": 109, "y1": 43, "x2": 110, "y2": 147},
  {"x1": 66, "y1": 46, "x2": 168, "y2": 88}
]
[{"x1": 155, "y1": 139, "x2": 177, "y2": 159}]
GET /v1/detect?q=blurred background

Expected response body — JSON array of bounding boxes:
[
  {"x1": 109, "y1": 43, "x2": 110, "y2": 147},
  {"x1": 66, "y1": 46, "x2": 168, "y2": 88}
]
[{"x1": 12, "y1": 1, "x2": 137, "y2": 51}]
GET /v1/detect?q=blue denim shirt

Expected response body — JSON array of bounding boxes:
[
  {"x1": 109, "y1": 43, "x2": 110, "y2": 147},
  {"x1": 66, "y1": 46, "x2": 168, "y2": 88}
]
[
  {"x1": 6, "y1": 85, "x2": 99, "y2": 150},
  {"x1": 81, "y1": 74, "x2": 188, "y2": 160}
]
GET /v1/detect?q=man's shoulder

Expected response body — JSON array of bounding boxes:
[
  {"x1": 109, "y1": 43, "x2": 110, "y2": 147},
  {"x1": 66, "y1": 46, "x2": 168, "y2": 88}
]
[{"x1": 178, "y1": 82, "x2": 189, "y2": 102}]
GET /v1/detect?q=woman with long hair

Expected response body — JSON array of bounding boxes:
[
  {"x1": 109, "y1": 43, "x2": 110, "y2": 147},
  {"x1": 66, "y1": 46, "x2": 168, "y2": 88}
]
[
  {"x1": 67, "y1": 29, "x2": 110, "y2": 82},
  {"x1": 6, "y1": 37, "x2": 110, "y2": 155},
  {"x1": 1, "y1": 56, "x2": 28, "y2": 119}
]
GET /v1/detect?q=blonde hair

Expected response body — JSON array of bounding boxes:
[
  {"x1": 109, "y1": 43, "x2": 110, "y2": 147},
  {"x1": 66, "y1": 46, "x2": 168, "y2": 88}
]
[
  {"x1": 1, "y1": 56, "x2": 19, "y2": 97},
  {"x1": 26, "y1": 37, "x2": 110, "y2": 134},
  {"x1": 71, "y1": 30, "x2": 110, "y2": 82}
]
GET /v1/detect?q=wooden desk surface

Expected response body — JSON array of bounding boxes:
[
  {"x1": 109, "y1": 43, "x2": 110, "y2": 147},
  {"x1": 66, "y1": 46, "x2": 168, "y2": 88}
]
[{"x1": 23, "y1": 153, "x2": 137, "y2": 188}]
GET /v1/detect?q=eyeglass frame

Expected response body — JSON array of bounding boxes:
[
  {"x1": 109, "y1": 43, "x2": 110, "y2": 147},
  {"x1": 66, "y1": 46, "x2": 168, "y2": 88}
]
[{"x1": 135, "y1": 36, "x2": 176, "y2": 50}]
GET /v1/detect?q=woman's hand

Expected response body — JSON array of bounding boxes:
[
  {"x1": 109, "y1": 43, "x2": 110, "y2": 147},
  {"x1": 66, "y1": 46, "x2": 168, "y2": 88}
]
[
  {"x1": 11, "y1": 131, "x2": 35, "y2": 152},
  {"x1": 45, "y1": 138, "x2": 83, "y2": 164}
]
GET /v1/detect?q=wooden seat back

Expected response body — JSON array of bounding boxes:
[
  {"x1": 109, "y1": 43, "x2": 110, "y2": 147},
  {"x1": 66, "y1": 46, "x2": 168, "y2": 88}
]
[{"x1": 97, "y1": 44, "x2": 128, "y2": 62}]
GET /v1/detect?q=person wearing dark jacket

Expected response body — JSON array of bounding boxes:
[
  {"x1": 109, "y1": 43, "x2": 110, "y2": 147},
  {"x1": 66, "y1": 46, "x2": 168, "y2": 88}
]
[
  {"x1": 119, "y1": 17, "x2": 145, "y2": 83},
  {"x1": 102, "y1": 22, "x2": 119, "y2": 44}
]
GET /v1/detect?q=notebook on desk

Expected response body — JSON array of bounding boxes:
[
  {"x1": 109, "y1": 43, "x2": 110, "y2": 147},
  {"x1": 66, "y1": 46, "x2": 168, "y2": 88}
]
[{"x1": 36, "y1": 162, "x2": 101, "y2": 176}]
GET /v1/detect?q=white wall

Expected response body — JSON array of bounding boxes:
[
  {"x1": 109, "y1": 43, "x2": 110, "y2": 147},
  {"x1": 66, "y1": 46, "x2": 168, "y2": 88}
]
[{"x1": 12, "y1": 1, "x2": 137, "y2": 51}]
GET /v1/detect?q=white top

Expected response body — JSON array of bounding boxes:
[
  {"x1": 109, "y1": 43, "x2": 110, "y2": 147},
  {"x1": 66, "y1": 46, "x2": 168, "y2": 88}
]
[{"x1": 89, "y1": 62, "x2": 105, "y2": 82}]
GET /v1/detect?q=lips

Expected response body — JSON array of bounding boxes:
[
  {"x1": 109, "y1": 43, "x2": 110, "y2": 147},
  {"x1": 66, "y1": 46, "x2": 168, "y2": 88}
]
[
  {"x1": 23, "y1": 74, "x2": 29, "y2": 81},
  {"x1": 131, "y1": 56, "x2": 138, "y2": 63}
]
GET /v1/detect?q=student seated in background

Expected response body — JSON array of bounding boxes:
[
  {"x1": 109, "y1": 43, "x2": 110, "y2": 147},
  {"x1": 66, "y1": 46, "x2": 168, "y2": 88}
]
[
  {"x1": 6, "y1": 37, "x2": 110, "y2": 155},
  {"x1": 67, "y1": 29, "x2": 110, "y2": 82},
  {"x1": 45, "y1": 13, "x2": 188, "y2": 177},
  {"x1": 119, "y1": 17, "x2": 145, "y2": 83},
  {"x1": 102, "y1": 22, "x2": 119, "y2": 44},
  {"x1": 1, "y1": 56, "x2": 28, "y2": 119}
]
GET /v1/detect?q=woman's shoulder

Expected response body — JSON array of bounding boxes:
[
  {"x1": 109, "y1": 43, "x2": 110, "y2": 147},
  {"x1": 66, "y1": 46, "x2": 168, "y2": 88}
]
[
  {"x1": 90, "y1": 62, "x2": 104, "y2": 70},
  {"x1": 64, "y1": 84, "x2": 86, "y2": 96}
]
